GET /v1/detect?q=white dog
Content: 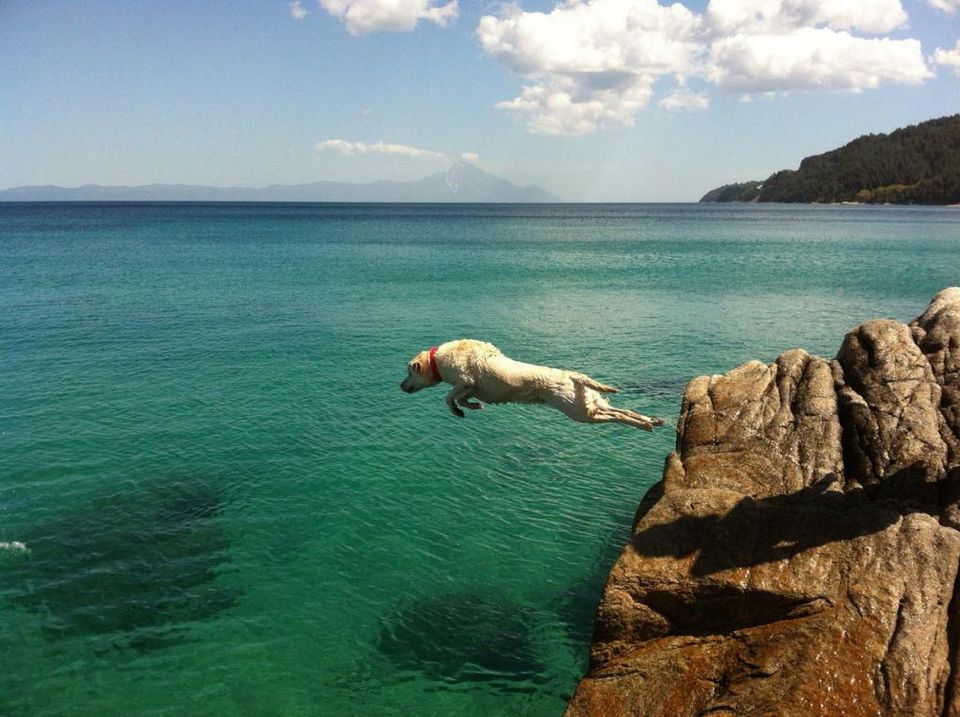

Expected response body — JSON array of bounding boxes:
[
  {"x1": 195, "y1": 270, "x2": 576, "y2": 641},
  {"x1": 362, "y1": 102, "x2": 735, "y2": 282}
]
[{"x1": 400, "y1": 339, "x2": 664, "y2": 431}]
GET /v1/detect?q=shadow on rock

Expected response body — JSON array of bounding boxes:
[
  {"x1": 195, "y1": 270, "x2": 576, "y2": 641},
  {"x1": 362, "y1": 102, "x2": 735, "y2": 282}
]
[{"x1": 631, "y1": 468, "x2": 959, "y2": 578}]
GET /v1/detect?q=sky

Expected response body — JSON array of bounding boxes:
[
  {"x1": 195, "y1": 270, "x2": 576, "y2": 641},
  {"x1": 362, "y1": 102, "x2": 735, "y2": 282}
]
[{"x1": 1, "y1": 0, "x2": 958, "y2": 201}]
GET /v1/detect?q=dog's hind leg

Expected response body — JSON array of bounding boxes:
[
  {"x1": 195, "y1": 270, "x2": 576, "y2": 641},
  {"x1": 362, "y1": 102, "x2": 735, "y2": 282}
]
[
  {"x1": 604, "y1": 406, "x2": 664, "y2": 427},
  {"x1": 590, "y1": 407, "x2": 661, "y2": 431},
  {"x1": 458, "y1": 398, "x2": 483, "y2": 410}
]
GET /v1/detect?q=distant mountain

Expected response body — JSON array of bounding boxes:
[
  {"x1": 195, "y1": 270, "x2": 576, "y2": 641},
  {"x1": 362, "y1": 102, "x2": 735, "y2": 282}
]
[
  {"x1": 700, "y1": 114, "x2": 960, "y2": 205},
  {"x1": 0, "y1": 162, "x2": 561, "y2": 203}
]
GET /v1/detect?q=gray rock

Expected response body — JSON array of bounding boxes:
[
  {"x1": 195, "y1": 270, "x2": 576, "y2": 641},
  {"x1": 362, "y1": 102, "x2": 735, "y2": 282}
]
[{"x1": 567, "y1": 289, "x2": 960, "y2": 717}]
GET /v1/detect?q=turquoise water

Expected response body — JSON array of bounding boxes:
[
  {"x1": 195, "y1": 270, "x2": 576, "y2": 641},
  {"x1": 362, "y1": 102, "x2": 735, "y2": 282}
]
[{"x1": 2, "y1": 202, "x2": 958, "y2": 716}]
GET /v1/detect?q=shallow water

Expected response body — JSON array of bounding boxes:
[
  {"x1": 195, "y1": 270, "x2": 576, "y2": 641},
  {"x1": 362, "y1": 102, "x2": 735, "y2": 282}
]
[{"x1": 2, "y1": 202, "x2": 958, "y2": 715}]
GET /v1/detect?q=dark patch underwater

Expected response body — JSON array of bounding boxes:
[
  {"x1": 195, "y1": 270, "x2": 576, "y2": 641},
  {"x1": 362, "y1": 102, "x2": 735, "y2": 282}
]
[
  {"x1": 1, "y1": 476, "x2": 237, "y2": 652},
  {"x1": 376, "y1": 591, "x2": 550, "y2": 692}
]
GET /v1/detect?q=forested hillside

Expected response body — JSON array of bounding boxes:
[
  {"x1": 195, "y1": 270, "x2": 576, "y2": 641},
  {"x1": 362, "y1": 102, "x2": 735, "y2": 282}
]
[{"x1": 700, "y1": 115, "x2": 960, "y2": 205}]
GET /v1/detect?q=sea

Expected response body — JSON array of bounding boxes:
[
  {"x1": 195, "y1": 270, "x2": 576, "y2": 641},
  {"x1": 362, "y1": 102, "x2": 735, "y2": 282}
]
[{"x1": 2, "y1": 202, "x2": 958, "y2": 716}]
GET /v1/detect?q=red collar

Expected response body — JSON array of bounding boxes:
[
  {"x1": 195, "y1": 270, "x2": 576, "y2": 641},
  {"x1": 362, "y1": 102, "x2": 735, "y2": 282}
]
[{"x1": 428, "y1": 346, "x2": 442, "y2": 383}]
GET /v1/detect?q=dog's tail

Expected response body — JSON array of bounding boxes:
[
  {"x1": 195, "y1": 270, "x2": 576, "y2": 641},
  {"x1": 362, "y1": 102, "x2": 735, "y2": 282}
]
[{"x1": 571, "y1": 373, "x2": 619, "y2": 393}]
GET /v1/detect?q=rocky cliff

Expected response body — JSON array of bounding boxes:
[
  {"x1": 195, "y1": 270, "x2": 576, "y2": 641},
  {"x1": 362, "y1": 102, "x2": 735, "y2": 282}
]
[{"x1": 567, "y1": 288, "x2": 960, "y2": 716}]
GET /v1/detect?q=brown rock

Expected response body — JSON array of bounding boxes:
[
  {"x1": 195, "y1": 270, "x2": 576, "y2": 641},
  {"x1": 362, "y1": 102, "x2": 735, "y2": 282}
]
[
  {"x1": 836, "y1": 319, "x2": 949, "y2": 496},
  {"x1": 567, "y1": 290, "x2": 960, "y2": 717},
  {"x1": 912, "y1": 287, "x2": 960, "y2": 466}
]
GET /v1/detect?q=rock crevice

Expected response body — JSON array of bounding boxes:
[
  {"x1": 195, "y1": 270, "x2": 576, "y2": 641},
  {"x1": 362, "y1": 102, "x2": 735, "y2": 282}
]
[{"x1": 566, "y1": 289, "x2": 960, "y2": 717}]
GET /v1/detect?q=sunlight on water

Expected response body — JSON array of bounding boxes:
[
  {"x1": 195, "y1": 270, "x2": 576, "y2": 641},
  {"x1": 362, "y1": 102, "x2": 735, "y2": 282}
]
[{"x1": 1, "y1": 202, "x2": 958, "y2": 716}]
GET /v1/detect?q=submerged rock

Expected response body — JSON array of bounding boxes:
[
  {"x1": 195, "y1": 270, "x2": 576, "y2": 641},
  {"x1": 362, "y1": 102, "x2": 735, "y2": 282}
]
[
  {"x1": 377, "y1": 591, "x2": 548, "y2": 690},
  {"x1": 2, "y1": 477, "x2": 236, "y2": 651},
  {"x1": 567, "y1": 288, "x2": 960, "y2": 716}
]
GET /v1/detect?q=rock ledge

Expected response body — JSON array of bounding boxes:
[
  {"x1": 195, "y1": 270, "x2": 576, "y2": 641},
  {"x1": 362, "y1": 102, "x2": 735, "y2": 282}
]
[{"x1": 566, "y1": 288, "x2": 960, "y2": 717}]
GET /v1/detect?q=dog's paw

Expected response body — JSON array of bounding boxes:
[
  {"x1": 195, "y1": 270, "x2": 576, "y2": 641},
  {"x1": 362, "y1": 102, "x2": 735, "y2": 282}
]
[{"x1": 652, "y1": 417, "x2": 665, "y2": 427}]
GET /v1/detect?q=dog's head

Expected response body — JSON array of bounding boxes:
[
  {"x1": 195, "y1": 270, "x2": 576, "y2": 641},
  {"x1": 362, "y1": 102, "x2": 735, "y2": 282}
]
[{"x1": 400, "y1": 350, "x2": 438, "y2": 393}]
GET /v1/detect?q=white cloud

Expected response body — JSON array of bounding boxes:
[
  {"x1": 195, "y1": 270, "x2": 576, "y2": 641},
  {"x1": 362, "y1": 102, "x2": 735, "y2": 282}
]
[
  {"x1": 477, "y1": 0, "x2": 702, "y2": 76},
  {"x1": 495, "y1": 76, "x2": 656, "y2": 135},
  {"x1": 932, "y1": 40, "x2": 960, "y2": 75},
  {"x1": 703, "y1": 1, "x2": 927, "y2": 94},
  {"x1": 461, "y1": 152, "x2": 481, "y2": 163},
  {"x1": 705, "y1": 0, "x2": 908, "y2": 35},
  {"x1": 479, "y1": 0, "x2": 930, "y2": 136},
  {"x1": 708, "y1": 29, "x2": 932, "y2": 92},
  {"x1": 658, "y1": 88, "x2": 710, "y2": 111},
  {"x1": 928, "y1": 0, "x2": 960, "y2": 12},
  {"x1": 318, "y1": 0, "x2": 457, "y2": 34},
  {"x1": 315, "y1": 139, "x2": 447, "y2": 158},
  {"x1": 478, "y1": 0, "x2": 701, "y2": 135},
  {"x1": 290, "y1": 0, "x2": 310, "y2": 20}
]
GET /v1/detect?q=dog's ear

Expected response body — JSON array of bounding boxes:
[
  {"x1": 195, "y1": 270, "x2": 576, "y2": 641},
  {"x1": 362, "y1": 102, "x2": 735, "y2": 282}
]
[{"x1": 411, "y1": 360, "x2": 422, "y2": 374}]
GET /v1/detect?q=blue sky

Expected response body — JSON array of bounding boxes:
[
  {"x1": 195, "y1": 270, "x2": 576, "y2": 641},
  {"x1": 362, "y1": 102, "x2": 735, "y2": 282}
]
[{"x1": 1, "y1": 0, "x2": 958, "y2": 201}]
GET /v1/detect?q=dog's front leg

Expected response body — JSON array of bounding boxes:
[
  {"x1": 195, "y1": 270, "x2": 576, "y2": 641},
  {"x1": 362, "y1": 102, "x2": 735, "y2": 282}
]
[{"x1": 445, "y1": 379, "x2": 475, "y2": 419}]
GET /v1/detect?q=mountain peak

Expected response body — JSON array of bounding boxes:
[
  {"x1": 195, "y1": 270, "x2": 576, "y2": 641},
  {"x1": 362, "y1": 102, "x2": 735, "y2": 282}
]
[
  {"x1": 434, "y1": 160, "x2": 487, "y2": 179},
  {"x1": 421, "y1": 161, "x2": 559, "y2": 202},
  {"x1": 448, "y1": 158, "x2": 483, "y2": 170}
]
